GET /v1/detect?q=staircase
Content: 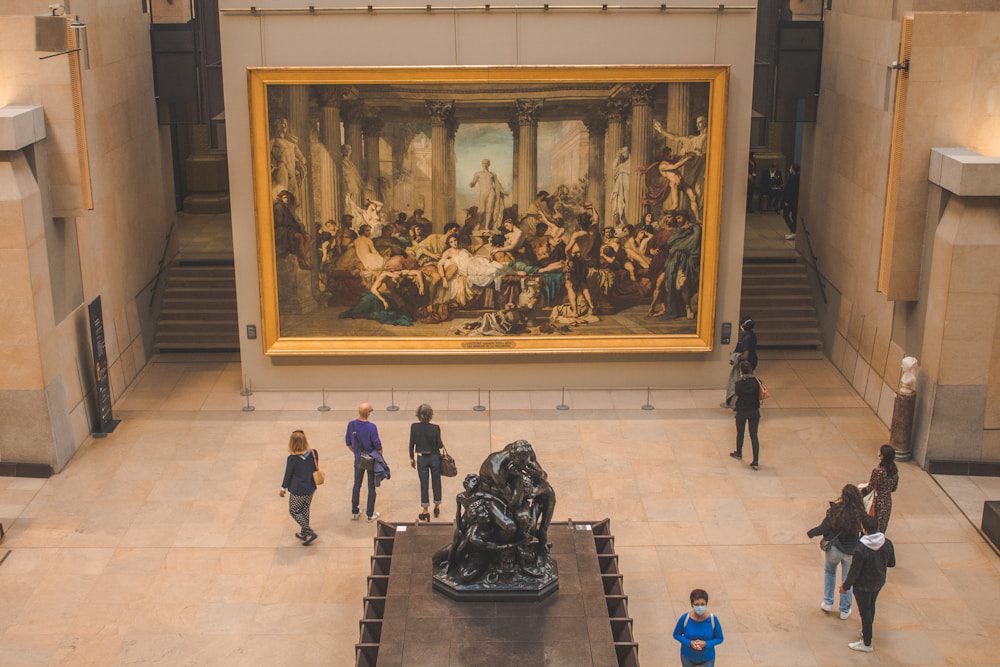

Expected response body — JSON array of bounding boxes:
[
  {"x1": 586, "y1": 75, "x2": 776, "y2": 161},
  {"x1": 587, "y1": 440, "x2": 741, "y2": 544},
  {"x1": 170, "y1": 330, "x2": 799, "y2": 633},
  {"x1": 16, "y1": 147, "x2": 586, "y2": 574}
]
[
  {"x1": 154, "y1": 259, "x2": 239, "y2": 353},
  {"x1": 741, "y1": 259, "x2": 822, "y2": 349}
]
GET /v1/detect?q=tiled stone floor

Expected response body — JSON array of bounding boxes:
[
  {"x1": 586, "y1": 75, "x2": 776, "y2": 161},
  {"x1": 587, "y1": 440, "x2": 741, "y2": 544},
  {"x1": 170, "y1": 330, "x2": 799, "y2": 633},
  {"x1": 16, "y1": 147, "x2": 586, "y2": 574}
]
[
  {"x1": 934, "y1": 474, "x2": 1000, "y2": 531},
  {"x1": 1, "y1": 356, "x2": 999, "y2": 665}
]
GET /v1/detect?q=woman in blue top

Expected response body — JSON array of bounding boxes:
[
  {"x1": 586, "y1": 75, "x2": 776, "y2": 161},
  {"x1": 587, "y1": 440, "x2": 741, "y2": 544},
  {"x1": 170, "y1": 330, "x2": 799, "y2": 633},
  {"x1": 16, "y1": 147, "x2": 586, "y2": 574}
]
[{"x1": 673, "y1": 589, "x2": 724, "y2": 666}]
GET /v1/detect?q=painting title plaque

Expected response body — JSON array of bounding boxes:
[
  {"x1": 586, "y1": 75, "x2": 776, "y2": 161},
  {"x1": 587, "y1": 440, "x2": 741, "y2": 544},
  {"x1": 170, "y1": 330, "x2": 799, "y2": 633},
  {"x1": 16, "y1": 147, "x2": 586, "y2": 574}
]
[{"x1": 249, "y1": 66, "x2": 728, "y2": 355}]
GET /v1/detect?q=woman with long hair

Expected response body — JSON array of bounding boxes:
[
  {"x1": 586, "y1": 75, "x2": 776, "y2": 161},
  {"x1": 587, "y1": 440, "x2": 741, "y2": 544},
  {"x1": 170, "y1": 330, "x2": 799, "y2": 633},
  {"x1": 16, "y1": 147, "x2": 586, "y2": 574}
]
[
  {"x1": 862, "y1": 445, "x2": 900, "y2": 533},
  {"x1": 807, "y1": 484, "x2": 867, "y2": 619}
]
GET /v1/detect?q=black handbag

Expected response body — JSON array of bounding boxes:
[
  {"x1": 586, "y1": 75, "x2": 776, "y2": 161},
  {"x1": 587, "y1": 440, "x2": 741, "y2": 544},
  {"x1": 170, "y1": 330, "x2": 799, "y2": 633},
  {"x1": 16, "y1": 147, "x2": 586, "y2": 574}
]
[
  {"x1": 439, "y1": 446, "x2": 458, "y2": 478},
  {"x1": 353, "y1": 430, "x2": 376, "y2": 471}
]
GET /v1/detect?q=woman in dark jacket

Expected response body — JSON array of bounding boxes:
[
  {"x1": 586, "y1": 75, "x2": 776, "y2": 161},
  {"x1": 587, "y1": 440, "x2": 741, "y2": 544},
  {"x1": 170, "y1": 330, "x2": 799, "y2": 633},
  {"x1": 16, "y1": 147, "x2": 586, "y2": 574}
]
[
  {"x1": 841, "y1": 516, "x2": 896, "y2": 652},
  {"x1": 279, "y1": 430, "x2": 319, "y2": 545},
  {"x1": 807, "y1": 484, "x2": 866, "y2": 619},
  {"x1": 861, "y1": 444, "x2": 899, "y2": 533},
  {"x1": 409, "y1": 404, "x2": 444, "y2": 522}
]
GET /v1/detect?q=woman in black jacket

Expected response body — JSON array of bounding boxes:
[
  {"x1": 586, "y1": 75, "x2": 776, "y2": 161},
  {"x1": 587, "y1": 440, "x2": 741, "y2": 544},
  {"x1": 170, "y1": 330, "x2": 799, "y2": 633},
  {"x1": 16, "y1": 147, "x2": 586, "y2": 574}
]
[
  {"x1": 841, "y1": 516, "x2": 896, "y2": 653},
  {"x1": 280, "y1": 430, "x2": 319, "y2": 545},
  {"x1": 409, "y1": 404, "x2": 444, "y2": 522},
  {"x1": 807, "y1": 484, "x2": 866, "y2": 619}
]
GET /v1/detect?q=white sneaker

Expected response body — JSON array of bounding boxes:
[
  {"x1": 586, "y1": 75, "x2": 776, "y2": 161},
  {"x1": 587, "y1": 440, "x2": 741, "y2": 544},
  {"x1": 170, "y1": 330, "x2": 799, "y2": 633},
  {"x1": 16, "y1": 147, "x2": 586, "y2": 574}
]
[
  {"x1": 848, "y1": 640, "x2": 872, "y2": 653},
  {"x1": 351, "y1": 513, "x2": 360, "y2": 521},
  {"x1": 840, "y1": 608, "x2": 852, "y2": 620},
  {"x1": 366, "y1": 512, "x2": 380, "y2": 523},
  {"x1": 820, "y1": 602, "x2": 833, "y2": 613}
]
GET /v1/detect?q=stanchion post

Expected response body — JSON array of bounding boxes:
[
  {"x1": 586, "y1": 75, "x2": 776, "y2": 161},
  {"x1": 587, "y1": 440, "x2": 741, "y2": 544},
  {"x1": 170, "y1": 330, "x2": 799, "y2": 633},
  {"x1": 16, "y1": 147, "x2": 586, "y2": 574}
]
[
  {"x1": 240, "y1": 376, "x2": 253, "y2": 397},
  {"x1": 556, "y1": 387, "x2": 569, "y2": 411},
  {"x1": 318, "y1": 387, "x2": 331, "y2": 412},
  {"x1": 473, "y1": 387, "x2": 486, "y2": 412},
  {"x1": 386, "y1": 387, "x2": 400, "y2": 412},
  {"x1": 641, "y1": 386, "x2": 654, "y2": 411},
  {"x1": 242, "y1": 389, "x2": 255, "y2": 412}
]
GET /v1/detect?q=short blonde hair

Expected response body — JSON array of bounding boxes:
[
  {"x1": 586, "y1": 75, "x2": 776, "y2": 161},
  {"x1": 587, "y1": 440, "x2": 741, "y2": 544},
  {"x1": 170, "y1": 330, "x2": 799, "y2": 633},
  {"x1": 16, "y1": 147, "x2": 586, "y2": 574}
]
[{"x1": 288, "y1": 430, "x2": 309, "y2": 454}]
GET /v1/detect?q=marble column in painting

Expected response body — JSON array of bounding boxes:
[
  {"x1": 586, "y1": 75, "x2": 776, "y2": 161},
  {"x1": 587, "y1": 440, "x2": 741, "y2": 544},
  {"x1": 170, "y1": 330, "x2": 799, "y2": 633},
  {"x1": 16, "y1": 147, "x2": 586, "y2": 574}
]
[
  {"x1": 342, "y1": 103, "x2": 365, "y2": 177},
  {"x1": 446, "y1": 114, "x2": 460, "y2": 224},
  {"x1": 665, "y1": 82, "x2": 691, "y2": 137},
  {"x1": 627, "y1": 84, "x2": 654, "y2": 227},
  {"x1": 514, "y1": 99, "x2": 543, "y2": 212},
  {"x1": 583, "y1": 116, "x2": 606, "y2": 220},
  {"x1": 508, "y1": 117, "x2": 520, "y2": 208},
  {"x1": 318, "y1": 89, "x2": 344, "y2": 226},
  {"x1": 426, "y1": 101, "x2": 454, "y2": 232},
  {"x1": 287, "y1": 85, "x2": 313, "y2": 228},
  {"x1": 603, "y1": 98, "x2": 629, "y2": 226},
  {"x1": 362, "y1": 109, "x2": 384, "y2": 201}
]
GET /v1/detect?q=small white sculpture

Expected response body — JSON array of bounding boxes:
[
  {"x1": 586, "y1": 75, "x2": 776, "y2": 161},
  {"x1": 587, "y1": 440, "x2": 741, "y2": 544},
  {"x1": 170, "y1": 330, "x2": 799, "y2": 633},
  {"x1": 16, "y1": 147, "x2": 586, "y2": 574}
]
[{"x1": 899, "y1": 356, "x2": 919, "y2": 395}]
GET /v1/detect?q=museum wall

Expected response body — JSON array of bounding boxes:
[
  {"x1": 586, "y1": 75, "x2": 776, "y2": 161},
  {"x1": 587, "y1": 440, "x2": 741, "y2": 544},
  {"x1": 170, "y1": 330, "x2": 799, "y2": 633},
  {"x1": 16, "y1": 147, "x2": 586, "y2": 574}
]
[
  {"x1": 0, "y1": 2, "x2": 175, "y2": 469},
  {"x1": 219, "y1": 0, "x2": 758, "y2": 390},
  {"x1": 799, "y1": 3, "x2": 1000, "y2": 462}
]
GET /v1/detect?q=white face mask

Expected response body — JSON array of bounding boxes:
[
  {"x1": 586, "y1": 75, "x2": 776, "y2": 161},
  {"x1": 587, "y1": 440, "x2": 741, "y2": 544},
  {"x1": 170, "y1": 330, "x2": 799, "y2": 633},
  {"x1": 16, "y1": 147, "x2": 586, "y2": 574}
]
[{"x1": 693, "y1": 605, "x2": 707, "y2": 615}]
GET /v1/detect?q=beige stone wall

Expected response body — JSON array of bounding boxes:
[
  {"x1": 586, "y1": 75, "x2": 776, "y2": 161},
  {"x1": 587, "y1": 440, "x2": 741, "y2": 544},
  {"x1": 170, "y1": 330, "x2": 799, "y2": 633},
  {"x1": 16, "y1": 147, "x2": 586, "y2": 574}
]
[
  {"x1": 802, "y1": 1, "x2": 1000, "y2": 458},
  {"x1": 220, "y1": 1, "x2": 758, "y2": 390},
  {"x1": 0, "y1": 3, "x2": 174, "y2": 468}
]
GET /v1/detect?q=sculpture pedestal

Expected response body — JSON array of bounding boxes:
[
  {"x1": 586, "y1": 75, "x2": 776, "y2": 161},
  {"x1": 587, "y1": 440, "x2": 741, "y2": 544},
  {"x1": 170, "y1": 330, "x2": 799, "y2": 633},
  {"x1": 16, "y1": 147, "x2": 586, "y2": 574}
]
[
  {"x1": 433, "y1": 551, "x2": 559, "y2": 602},
  {"x1": 890, "y1": 392, "x2": 916, "y2": 461}
]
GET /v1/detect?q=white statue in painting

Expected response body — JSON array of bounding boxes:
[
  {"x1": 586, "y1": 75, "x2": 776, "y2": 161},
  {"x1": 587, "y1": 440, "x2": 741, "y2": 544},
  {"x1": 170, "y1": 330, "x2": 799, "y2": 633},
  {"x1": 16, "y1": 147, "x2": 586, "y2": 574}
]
[
  {"x1": 469, "y1": 159, "x2": 507, "y2": 230},
  {"x1": 340, "y1": 144, "x2": 365, "y2": 210},
  {"x1": 270, "y1": 117, "x2": 307, "y2": 205},
  {"x1": 610, "y1": 147, "x2": 631, "y2": 226},
  {"x1": 899, "y1": 356, "x2": 919, "y2": 395}
]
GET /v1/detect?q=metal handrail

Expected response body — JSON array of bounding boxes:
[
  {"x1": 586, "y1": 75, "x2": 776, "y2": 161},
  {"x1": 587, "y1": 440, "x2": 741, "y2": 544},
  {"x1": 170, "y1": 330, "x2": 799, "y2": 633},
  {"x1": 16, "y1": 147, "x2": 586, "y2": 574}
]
[
  {"x1": 798, "y1": 215, "x2": 827, "y2": 304},
  {"x1": 148, "y1": 215, "x2": 178, "y2": 309},
  {"x1": 219, "y1": 4, "x2": 756, "y2": 16}
]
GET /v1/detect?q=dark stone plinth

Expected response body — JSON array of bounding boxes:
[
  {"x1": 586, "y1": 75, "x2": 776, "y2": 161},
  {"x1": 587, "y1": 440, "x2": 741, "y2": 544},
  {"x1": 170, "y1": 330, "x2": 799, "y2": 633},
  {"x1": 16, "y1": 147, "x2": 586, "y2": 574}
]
[
  {"x1": 983, "y1": 501, "x2": 1000, "y2": 551},
  {"x1": 433, "y1": 563, "x2": 559, "y2": 602},
  {"x1": 376, "y1": 523, "x2": 618, "y2": 667}
]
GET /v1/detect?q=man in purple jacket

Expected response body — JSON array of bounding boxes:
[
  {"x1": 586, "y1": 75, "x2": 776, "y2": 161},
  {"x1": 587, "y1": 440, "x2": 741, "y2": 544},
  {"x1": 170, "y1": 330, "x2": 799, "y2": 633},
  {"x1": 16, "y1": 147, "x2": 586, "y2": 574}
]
[{"x1": 346, "y1": 403, "x2": 383, "y2": 521}]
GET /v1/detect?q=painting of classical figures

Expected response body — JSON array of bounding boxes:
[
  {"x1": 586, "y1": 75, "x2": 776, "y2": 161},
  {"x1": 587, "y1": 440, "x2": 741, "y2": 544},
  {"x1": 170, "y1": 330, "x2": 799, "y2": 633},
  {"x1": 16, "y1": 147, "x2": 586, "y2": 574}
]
[{"x1": 249, "y1": 67, "x2": 727, "y2": 355}]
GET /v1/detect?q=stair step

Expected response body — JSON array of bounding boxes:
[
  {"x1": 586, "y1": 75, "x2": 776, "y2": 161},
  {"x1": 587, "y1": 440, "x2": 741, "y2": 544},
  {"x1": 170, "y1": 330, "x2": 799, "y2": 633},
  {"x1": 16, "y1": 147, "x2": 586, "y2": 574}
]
[
  {"x1": 155, "y1": 333, "x2": 239, "y2": 343},
  {"x1": 155, "y1": 342, "x2": 241, "y2": 352},
  {"x1": 160, "y1": 308, "x2": 238, "y2": 319},
  {"x1": 166, "y1": 278, "x2": 236, "y2": 289},
  {"x1": 164, "y1": 286, "x2": 237, "y2": 296},
  {"x1": 157, "y1": 321, "x2": 238, "y2": 331}
]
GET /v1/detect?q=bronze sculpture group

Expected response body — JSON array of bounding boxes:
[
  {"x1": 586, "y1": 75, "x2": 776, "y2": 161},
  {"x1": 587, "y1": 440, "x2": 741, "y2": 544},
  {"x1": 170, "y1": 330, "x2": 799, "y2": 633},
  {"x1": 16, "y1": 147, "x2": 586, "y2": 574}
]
[{"x1": 433, "y1": 440, "x2": 559, "y2": 600}]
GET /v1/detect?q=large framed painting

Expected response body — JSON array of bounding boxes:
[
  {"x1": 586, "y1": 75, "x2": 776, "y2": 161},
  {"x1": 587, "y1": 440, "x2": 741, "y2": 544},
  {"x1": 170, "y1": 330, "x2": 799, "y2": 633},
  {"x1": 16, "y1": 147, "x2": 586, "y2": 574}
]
[{"x1": 248, "y1": 66, "x2": 728, "y2": 356}]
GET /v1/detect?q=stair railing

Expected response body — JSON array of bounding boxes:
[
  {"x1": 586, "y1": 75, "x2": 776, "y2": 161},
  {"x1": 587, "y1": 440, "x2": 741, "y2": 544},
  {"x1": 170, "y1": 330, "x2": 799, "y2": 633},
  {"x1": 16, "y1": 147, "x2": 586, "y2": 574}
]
[
  {"x1": 797, "y1": 216, "x2": 827, "y2": 304},
  {"x1": 149, "y1": 215, "x2": 178, "y2": 310}
]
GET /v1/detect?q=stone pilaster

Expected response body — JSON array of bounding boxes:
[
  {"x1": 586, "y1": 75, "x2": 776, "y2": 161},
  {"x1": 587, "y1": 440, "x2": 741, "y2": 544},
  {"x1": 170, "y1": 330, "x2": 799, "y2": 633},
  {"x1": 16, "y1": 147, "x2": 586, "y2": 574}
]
[
  {"x1": 627, "y1": 84, "x2": 655, "y2": 227},
  {"x1": 514, "y1": 100, "x2": 543, "y2": 211}
]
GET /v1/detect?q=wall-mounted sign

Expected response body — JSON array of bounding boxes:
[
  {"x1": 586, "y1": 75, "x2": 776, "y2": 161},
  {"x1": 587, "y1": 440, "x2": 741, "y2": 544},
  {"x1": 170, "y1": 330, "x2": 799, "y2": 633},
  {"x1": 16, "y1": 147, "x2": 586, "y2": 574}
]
[{"x1": 88, "y1": 296, "x2": 120, "y2": 436}]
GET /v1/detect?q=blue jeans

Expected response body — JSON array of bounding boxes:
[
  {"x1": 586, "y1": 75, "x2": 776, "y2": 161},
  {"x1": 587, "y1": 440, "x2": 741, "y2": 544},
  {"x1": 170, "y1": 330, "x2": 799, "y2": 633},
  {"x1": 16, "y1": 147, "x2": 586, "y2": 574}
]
[
  {"x1": 824, "y1": 545, "x2": 853, "y2": 612},
  {"x1": 417, "y1": 453, "x2": 442, "y2": 506},
  {"x1": 681, "y1": 656, "x2": 714, "y2": 667},
  {"x1": 351, "y1": 461, "x2": 376, "y2": 518}
]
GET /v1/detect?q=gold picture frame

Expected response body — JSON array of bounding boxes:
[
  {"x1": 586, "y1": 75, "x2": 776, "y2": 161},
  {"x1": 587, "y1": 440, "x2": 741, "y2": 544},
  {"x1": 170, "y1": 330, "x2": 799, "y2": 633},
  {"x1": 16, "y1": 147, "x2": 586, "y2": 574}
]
[{"x1": 249, "y1": 65, "x2": 728, "y2": 356}]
